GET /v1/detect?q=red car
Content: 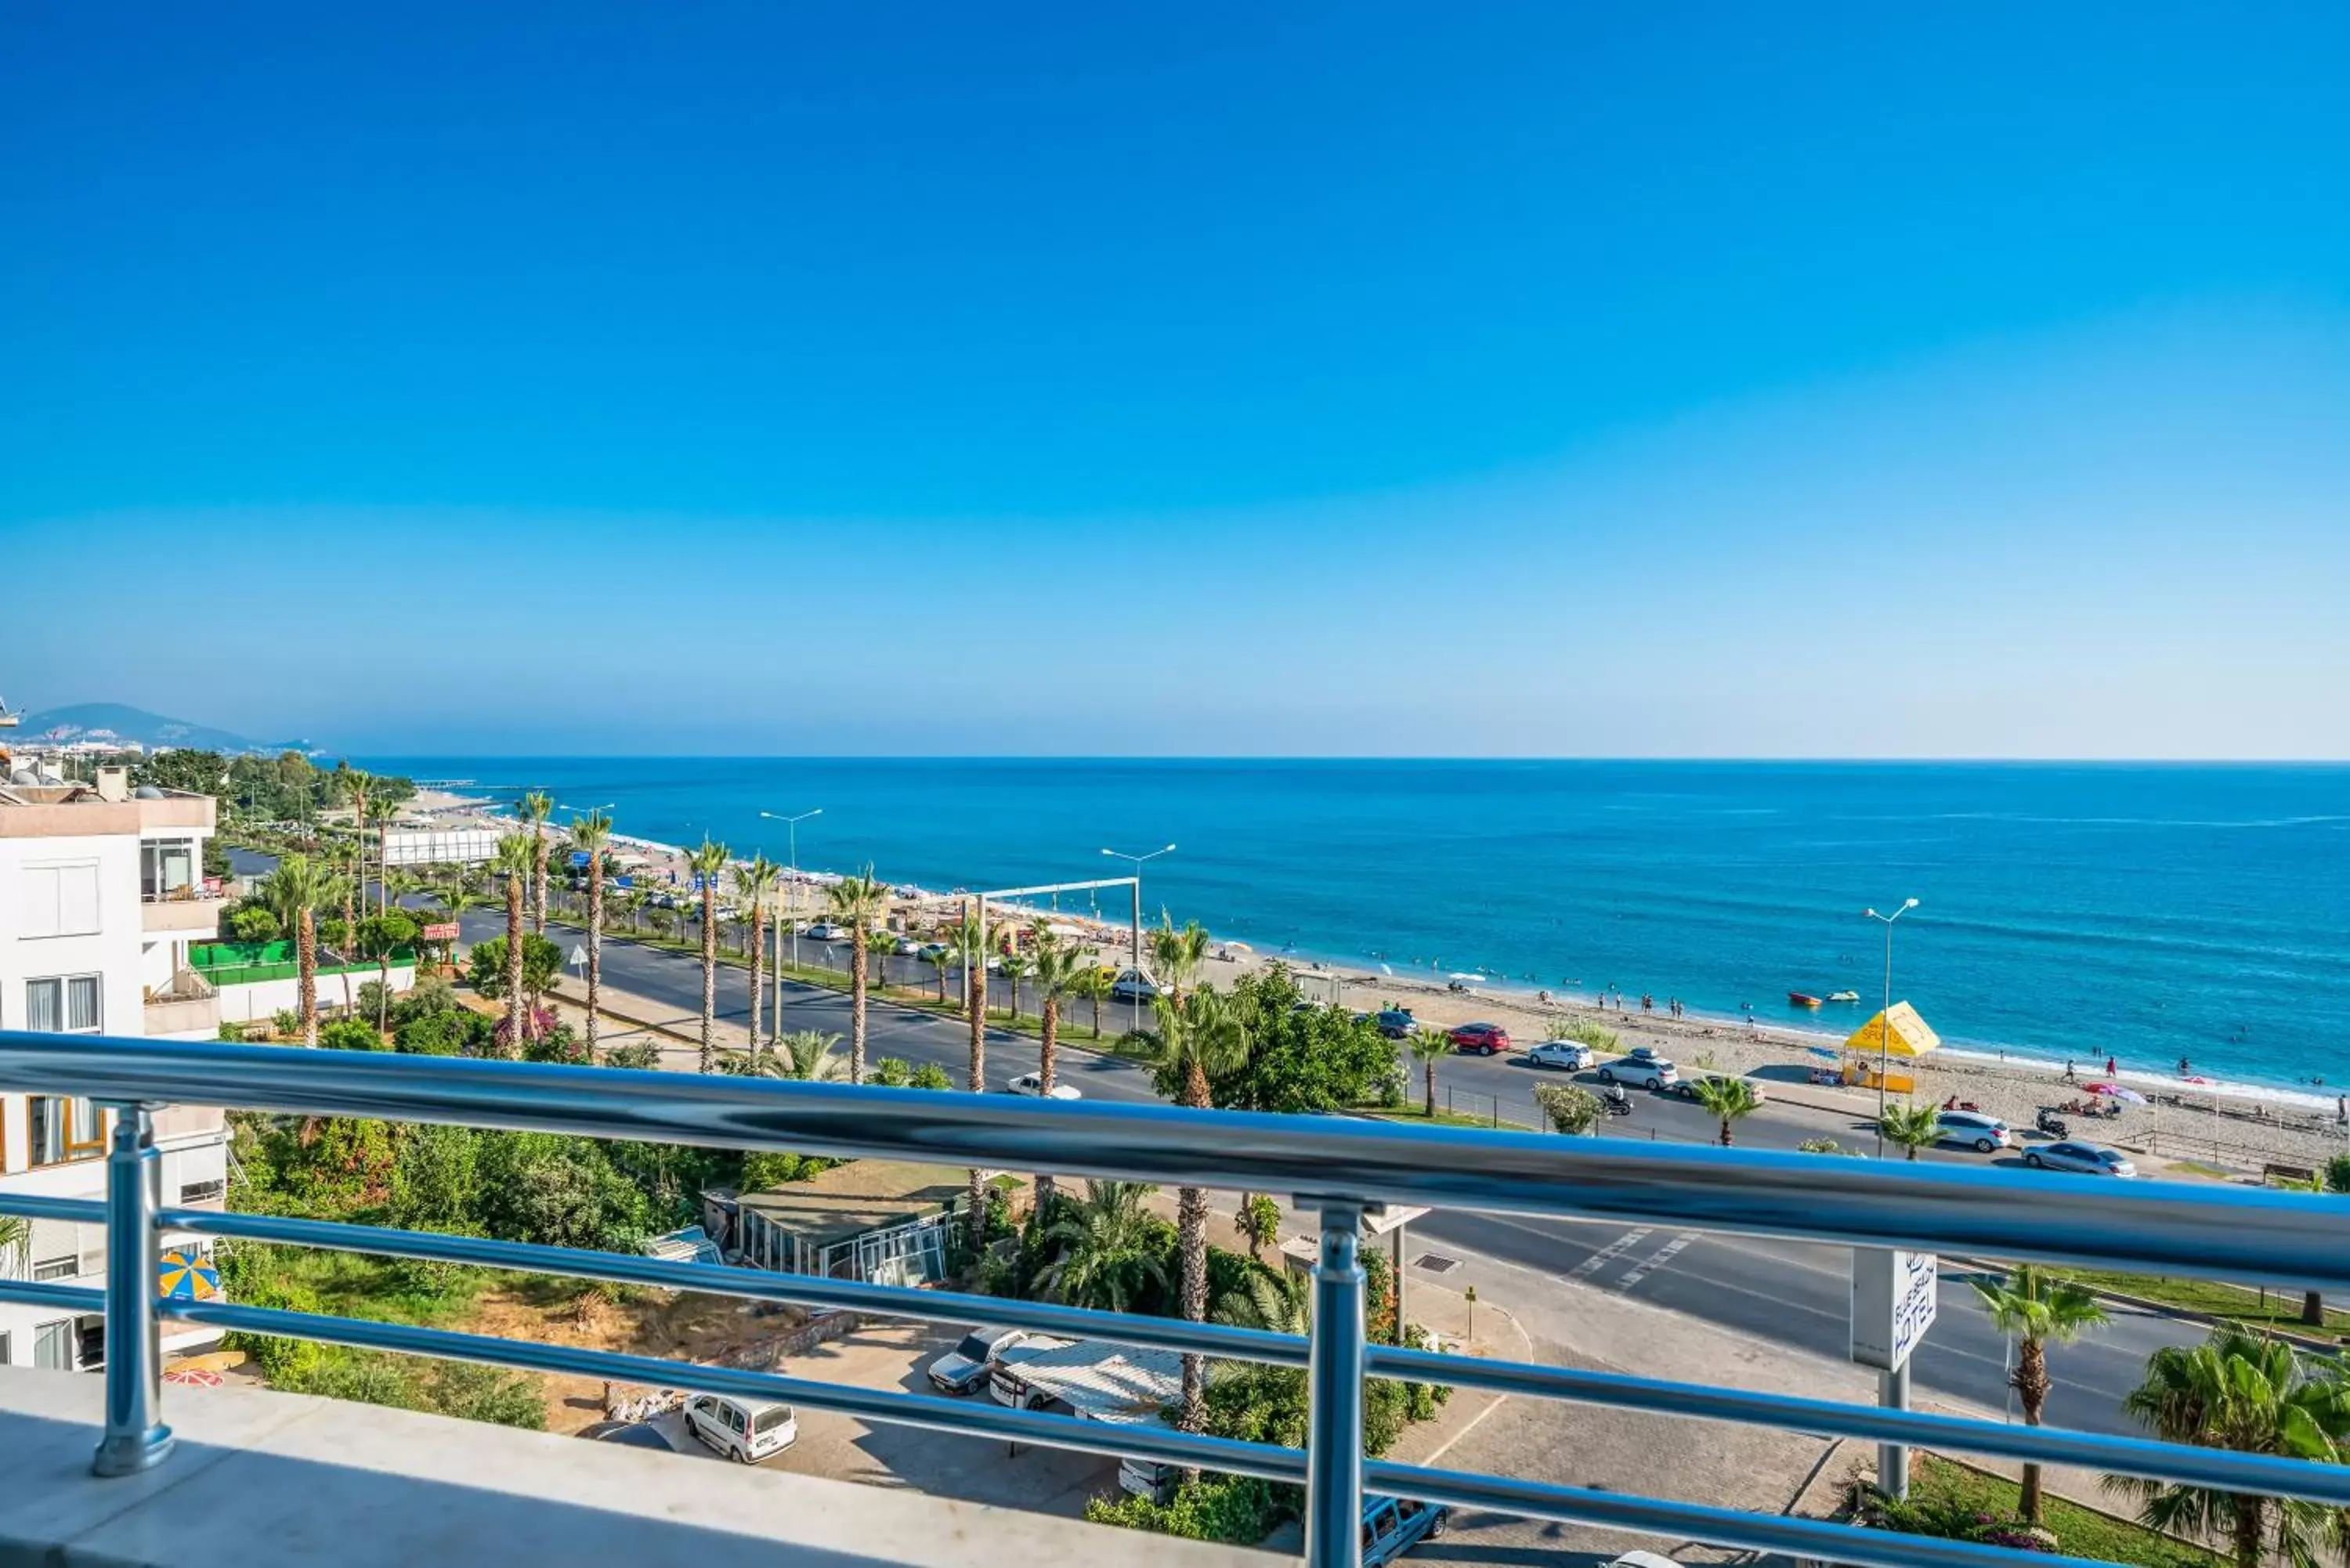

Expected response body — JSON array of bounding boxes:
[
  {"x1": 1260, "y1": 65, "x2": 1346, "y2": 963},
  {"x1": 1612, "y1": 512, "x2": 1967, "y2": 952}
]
[{"x1": 1450, "y1": 1022, "x2": 1512, "y2": 1056}]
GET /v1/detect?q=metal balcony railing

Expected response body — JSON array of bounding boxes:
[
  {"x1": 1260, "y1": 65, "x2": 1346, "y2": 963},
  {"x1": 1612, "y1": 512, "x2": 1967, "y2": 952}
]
[{"x1": 2, "y1": 1032, "x2": 2347, "y2": 1568}]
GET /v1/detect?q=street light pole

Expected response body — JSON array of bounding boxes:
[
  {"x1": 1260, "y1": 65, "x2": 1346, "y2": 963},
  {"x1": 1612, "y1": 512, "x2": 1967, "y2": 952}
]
[
  {"x1": 1863, "y1": 898, "x2": 1920, "y2": 1157},
  {"x1": 1100, "y1": 844, "x2": 1176, "y2": 969},
  {"x1": 761, "y1": 807, "x2": 823, "y2": 992}
]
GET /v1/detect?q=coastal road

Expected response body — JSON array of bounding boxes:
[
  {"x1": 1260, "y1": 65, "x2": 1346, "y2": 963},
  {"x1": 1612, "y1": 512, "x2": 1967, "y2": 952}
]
[
  {"x1": 486, "y1": 906, "x2": 2205, "y2": 1437},
  {"x1": 220, "y1": 849, "x2": 2202, "y2": 1436}
]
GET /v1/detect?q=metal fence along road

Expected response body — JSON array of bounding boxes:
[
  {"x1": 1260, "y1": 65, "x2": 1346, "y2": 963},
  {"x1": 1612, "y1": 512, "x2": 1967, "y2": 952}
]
[{"x1": 4, "y1": 1031, "x2": 2349, "y2": 1568}]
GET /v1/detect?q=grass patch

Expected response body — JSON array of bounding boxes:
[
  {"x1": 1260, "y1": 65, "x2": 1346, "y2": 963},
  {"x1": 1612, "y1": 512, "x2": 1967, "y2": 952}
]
[
  {"x1": 2059, "y1": 1269, "x2": 2350, "y2": 1343},
  {"x1": 1360, "y1": 1106, "x2": 1534, "y2": 1133},
  {"x1": 1896, "y1": 1456, "x2": 2225, "y2": 1568}
]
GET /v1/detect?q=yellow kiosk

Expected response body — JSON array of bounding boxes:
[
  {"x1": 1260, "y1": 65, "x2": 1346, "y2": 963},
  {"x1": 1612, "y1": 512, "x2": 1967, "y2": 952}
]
[{"x1": 1841, "y1": 1002, "x2": 1939, "y2": 1094}]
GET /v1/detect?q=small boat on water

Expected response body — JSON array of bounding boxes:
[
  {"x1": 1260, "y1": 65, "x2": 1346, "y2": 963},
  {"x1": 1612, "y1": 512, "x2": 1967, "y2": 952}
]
[
  {"x1": 1826, "y1": 990, "x2": 1860, "y2": 1003},
  {"x1": 1788, "y1": 992, "x2": 1824, "y2": 1008}
]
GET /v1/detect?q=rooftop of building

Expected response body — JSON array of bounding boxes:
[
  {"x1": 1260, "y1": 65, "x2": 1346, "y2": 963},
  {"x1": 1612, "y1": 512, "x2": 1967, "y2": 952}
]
[
  {"x1": 730, "y1": 1160, "x2": 1010, "y2": 1248},
  {"x1": 0, "y1": 768, "x2": 215, "y2": 835}
]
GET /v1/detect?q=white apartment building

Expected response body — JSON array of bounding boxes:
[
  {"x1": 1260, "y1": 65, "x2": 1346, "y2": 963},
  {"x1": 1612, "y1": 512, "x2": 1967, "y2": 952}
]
[{"x1": 1, "y1": 765, "x2": 230, "y2": 1371}]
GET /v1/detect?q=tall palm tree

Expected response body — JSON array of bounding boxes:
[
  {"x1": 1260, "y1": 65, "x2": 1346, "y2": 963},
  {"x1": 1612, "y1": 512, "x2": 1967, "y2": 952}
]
[
  {"x1": 734, "y1": 854, "x2": 779, "y2": 1052},
  {"x1": 1068, "y1": 963, "x2": 1112, "y2": 1039},
  {"x1": 1143, "y1": 985, "x2": 1252, "y2": 1436},
  {"x1": 1690, "y1": 1075, "x2": 1765, "y2": 1146},
  {"x1": 1971, "y1": 1265, "x2": 2108, "y2": 1524},
  {"x1": 519, "y1": 790, "x2": 555, "y2": 935},
  {"x1": 326, "y1": 837, "x2": 361, "y2": 1021},
  {"x1": 997, "y1": 947, "x2": 1032, "y2": 1022},
  {"x1": 1148, "y1": 915, "x2": 1212, "y2": 1002},
  {"x1": 1215, "y1": 1266, "x2": 1312, "y2": 1336},
  {"x1": 1408, "y1": 1028, "x2": 1453, "y2": 1117},
  {"x1": 569, "y1": 811, "x2": 614, "y2": 1057},
  {"x1": 336, "y1": 764, "x2": 374, "y2": 897},
  {"x1": 685, "y1": 837, "x2": 731, "y2": 1074},
  {"x1": 262, "y1": 854, "x2": 336, "y2": 1046},
  {"x1": 961, "y1": 900, "x2": 990, "y2": 1245},
  {"x1": 1878, "y1": 1101, "x2": 1944, "y2": 1161},
  {"x1": 491, "y1": 833, "x2": 536, "y2": 1053},
  {"x1": 1028, "y1": 931, "x2": 1087, "y2": 1212},
  {"x1": 365, "y1": 795, "x2": 400, "y2": 916},
  {"x1": 826, "y1": 867, "x2": 891, "y2": 1085},
  {"x1": 1038, "y1": 1180, "x2": 1168, "y2": 1313},
  {"x1": 2109, "y1": 1326, "x2": 2350, "y2": 1568},
  {"x1": 433, "y1": 880, "x2": 481, "y2": 976},
  {"x1": 922, "y1": 942, "x2": 957, "y2": 1004}
]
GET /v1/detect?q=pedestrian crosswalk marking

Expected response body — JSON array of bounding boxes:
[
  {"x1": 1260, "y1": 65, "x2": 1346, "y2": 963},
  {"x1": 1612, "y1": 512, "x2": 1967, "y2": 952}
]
[
  {"x1": 1566, "y1": 1227, "x2": 1654, "y2": 1282},
  {"x1": 1615, "y1": 1230, "x2": 1699, "y2": 1291}
]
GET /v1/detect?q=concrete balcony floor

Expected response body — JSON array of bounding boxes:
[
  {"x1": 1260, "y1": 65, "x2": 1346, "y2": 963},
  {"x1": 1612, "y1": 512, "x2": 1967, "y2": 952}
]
[{"x1": 0, "y1": 1369, "x2": 1282, "y2": 1568}]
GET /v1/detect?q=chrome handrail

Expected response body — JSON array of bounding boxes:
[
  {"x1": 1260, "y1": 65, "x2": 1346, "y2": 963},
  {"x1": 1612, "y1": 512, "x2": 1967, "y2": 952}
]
[{"x1": 2, "y1": 1029, "x2": 2346, "y2": 1568}]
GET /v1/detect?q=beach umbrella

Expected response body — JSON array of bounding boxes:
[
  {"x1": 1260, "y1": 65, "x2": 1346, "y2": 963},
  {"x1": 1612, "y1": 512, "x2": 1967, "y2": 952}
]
[
  {"x1": 2084, "y1": 1082, "x2": 2147, "y2": 1104},
  {"x1": 157, "y1": 1248, "x2": 222, "y2": 1302},
  {"x1": 163, "y1": 1366, "x2": 224, "y2": 1386}
]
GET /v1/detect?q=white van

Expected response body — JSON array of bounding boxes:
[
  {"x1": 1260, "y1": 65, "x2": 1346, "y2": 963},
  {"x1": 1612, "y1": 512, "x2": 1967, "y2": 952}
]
[{"x1": 685, "y1": 1393, "x2": 798, "y2": 1463}]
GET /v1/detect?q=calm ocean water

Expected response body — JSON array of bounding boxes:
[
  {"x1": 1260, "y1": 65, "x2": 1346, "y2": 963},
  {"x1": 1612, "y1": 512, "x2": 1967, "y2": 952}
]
[{"x1": 364, "y1": 759, "x2": 2350, "y2": 1097}]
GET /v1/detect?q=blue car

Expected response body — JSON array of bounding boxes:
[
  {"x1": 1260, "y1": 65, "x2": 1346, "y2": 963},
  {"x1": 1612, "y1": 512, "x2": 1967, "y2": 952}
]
[{"x1": 1361, "y1": 1496, "x2": 1447, "y2": 1565}]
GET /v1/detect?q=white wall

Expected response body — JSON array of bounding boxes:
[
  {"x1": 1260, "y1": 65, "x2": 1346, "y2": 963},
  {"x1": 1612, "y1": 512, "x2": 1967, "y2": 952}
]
[
  {"x1": 0, "y1": 833, "x2": 143, "y2": 1041},
  {"x1": 217, "y1": 963, "x2": 418, "y2": 1025}
]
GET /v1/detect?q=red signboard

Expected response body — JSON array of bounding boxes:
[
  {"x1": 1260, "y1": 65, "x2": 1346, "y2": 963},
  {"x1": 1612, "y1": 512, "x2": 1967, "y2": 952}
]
[{"x1": 421, "y1": 923, "x2": 461, "y2": 941}]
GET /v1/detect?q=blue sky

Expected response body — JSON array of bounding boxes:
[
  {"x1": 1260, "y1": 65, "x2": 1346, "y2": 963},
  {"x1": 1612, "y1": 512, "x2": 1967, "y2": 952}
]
[{"x1": 5, "y1": 3, "x2": 2346, "y2": 757}]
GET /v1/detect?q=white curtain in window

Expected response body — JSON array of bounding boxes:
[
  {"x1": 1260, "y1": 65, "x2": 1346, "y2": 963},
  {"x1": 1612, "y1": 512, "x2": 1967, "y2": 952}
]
[
  {"x1": 25, "y1": 978, "x2": 61, "y2": 1033},
  {"x1": 66, "y1": 976, "x2": 100, "y2": 1031}
]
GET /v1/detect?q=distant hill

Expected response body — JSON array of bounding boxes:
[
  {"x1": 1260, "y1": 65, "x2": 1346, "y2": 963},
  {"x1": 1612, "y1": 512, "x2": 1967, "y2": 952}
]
[{"x1": 14, "y1": 703, "x2": 313, "y2": 756}]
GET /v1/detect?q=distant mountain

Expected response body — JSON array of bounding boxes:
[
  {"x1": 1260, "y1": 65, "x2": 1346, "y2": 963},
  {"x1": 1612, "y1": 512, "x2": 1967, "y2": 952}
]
[{"x1": 13, "y1": 703, "x2": 314, "y2": 755}]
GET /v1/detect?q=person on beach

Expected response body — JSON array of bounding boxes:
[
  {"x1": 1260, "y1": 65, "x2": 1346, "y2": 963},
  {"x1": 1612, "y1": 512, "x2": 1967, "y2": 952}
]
[
  {"x1": 2178, "y1": 1056, "x2": 2192, "y2": 1075},
  {"x1": 2106, "y1": 1056, "x2": 2117, "y2": 1078},
  {"x1": 2063, "y1": 1060, "x2": 2076, "y2": 1082}
]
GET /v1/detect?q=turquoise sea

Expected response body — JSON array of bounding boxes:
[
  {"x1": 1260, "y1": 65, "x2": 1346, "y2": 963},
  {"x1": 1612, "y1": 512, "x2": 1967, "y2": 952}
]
[{"x1": 363, "y1": 759, "x2": 2350, "y2": 1099}]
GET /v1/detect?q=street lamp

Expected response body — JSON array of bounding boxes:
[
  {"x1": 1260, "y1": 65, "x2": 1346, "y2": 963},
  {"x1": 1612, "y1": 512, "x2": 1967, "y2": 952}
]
[
  {"x1": 1100, "y1": 844, "x2": 1176, "y2": 968},
  {"x1": 761, "y1": 809, "x2": 823, "y2": 988},
  {"x1": 1863, "y1": 898, "x2": 1922, "y2": 1155}
]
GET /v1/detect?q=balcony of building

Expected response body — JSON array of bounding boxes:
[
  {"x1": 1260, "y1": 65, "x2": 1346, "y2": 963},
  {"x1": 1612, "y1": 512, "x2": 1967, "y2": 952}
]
[
  {"x1": 140, "y1": 970, "x2": 219, "y2": 1039},
  {"x1": 1, "y1": 1031, "x2": 2346, "y2": 1568}
]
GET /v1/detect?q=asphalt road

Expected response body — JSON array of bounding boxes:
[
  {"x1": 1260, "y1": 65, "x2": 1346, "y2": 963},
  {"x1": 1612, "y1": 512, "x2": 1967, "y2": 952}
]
[{"x1": 222, "y1": 847, "x2": 2197, "y2": 1437}]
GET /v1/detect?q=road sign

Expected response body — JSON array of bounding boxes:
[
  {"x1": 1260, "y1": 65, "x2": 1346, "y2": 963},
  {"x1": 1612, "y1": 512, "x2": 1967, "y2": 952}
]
[
  {"x1": 569, "y1": 944, "x2": 589, "y2": 969},
  {"x1": 1851, "y1": 1249, "x2": 1938, "y2": 1370},
  {"x1": 420, "y1": 922, "x2": 460, "y2": 941}
]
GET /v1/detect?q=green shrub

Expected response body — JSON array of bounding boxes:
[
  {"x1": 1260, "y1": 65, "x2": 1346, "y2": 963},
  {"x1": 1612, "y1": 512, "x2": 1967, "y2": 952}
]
[
  {"x1": 1086, "y1": 1476, "x2": 1295, "y2": 1544},
  {"x1": 600, "y1": 1040, "x2": 662, "y2": 1071},
  {"x1": 1564, "y1": 1020, "x2": 1619, "y2": 1051},
  {"x1": 909, "y1": 1062, "x2": 953, "y2": 1090},
  {"x1": 318, "y1": 1019, "x2": 385, "y2": 1053},
  {"x1": 870, "y1": 1057, "x2": 913, "y2": 1087}
]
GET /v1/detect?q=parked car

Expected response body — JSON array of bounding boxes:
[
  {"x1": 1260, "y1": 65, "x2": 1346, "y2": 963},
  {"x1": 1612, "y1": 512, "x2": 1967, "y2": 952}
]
[
  {"x1": 892, "y1": 936, "x2": 921, "y2": 956},
  {"x1": 1525, "y1": 1040, "x2": 1593, "y2": 1071},
  {"x1": 803, "y1": 920, "x2": 848, "y2": 941},
  {"x1": 926, "y1": 1326, "x2": 1030, "y2": 1394},
  {"x1": 1668, "y1": 1072, "x2": 1764, "y2": 1104},
  {"x1": 683, "y1": 1393, "x2": 797, "y2": 1463},
  {"x1": 1108, "y1": 968, "x2": 1159, "y2": 1003},
  {"x1": 1361, "y1": 1496, "x2": 1448, "y2": 1566},
  {"x1": 1596, "y1": 1054, "x2": 1679, "y2": 1089},
  {"x1": 1007, "y1": 1071, "x2": 1081, "y2": 1100},
  {"x1": 1936, "y1": 1110, "x2": 2012, "y2": 1152},
  {"x1": 1370, "y1": 1007, "x2": 1418, "y2": 1040},
  {"x1": 916, "y1": 942, "x2": 951, "y2": 962},
  {"x1": 1449, "y1": 1022, "x2": 1512, "y2": 1055},
  {"x1": 2023, "y1": 1140, "x2": 2137, "y2": 1176}
]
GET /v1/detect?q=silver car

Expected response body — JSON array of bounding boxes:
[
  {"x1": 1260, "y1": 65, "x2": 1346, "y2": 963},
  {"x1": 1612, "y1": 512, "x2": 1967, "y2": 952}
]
[
  {"x1": 2023, "y1": 1140, "x2": 2138, "y2": 1177},
  {"x1": 927, "y1": 1326, "x2": 1029, "y2": 1394},
  {"x1": 1526, "y1": 1040, "x2": 1593, "y2": 1071}
]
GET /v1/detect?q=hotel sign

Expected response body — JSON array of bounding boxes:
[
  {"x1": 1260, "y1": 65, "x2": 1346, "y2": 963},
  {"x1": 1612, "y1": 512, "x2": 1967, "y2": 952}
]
[
  {"x1": 1851, "y1": 1248, "x2": 1938, "y2": 1371},
  {"x1": 420, "y1": 923, "x2": 461, "y2": 941}
]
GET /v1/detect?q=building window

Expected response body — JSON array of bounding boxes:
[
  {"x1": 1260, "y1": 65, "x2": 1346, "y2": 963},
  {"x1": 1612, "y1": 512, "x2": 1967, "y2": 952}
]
[
  {"x1": 141, "y1": 838, "x2": 197, "y2": 901},
  {"x1": 32, "y1": 1321, "x2": 72, "y2": 1370},
  {"x1": 30, "y1": 1098, "x2": 107, "y2": 1166},
  {"x1": 20, "y1": 862, "x2": 101, "y2": 938},
  {"x1": 32, "y1": 1254, "x2": 79, "y2": 1282},
  {"x1": 26, "y1": 975, "x2": 103, "y2": 1035},
  {"x1": 0, "y1": 1331, "x2": 11, "y2": 1366},
  {"x1": 179, "y1": 1178, "x2": 226, "y2": 1205}
]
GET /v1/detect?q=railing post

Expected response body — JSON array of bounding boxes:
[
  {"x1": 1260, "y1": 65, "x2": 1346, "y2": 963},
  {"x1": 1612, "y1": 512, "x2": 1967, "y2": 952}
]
[
  {"x1": 92, "y1": 1102, "x2": 173, "y2": 1477},
  {"x1": 1303, "y1": 1198, "x2": 1368, "y2": 1568}
]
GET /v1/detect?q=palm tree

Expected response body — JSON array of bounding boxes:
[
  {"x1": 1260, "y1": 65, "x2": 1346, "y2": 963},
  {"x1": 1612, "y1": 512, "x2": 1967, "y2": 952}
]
[
  {"x1": 826, "y1": 867, "x2": 891, "y2": 1085},
  {"x1": 519, "y1": 790, "x2": 555, "y2": 935},
  {"x1": 1068, "y1": 963, "x2": 1112, "y2": 1038},
  {"x1": 2109, "y1": 1326, "x2": 2350, "y2": 1568},
  {"x1": 1690, "y1": 1075, "x2": 1765, "y2": 1146},
  {"x1": 772, "y1": 1028, "x2": 843, "y2": 1081},
  {"x1": 1142, "y1": 985, "x2": 1252, "y2": 1436},
  {"x1": 0, "y1": 1212, "x2": 28, "y2": 1284},
  {"x1": 685, "y1": 837, "x2": 731, "y2": 1073},
  {"x1": 325, "y1": 837, "x2": 361, "y2": 1021},
  {"x1": 1408, "y1": 1028, "x2": 1453, "y2": 1117},
  {"x1": 262, "y1": 854, "x2": 336, "y2": 1046},
  {"x1": 1878, "y1": 1100, "x2": 1944, "y2": 1161},
  {"x1": 922, "y1": 942, "x2": 957, "y2": 1004},
  {"x1": 365, "y1": 796, "x2": 400, "y2": 916},
  {"x1": 570, "y1": 811, "x2": 613, "y2": 1057},
  {"x1": 491, "y1": 833, "x2": 536, "y2": 1053},
  {"x1": 1215, "y1": 1266, "x2": 1311, "y2": 1336},
  {"x1": 1971, "y1": 1264, "x2": 2109, "y2": 1524},
  {"x1": 336, "y1": 764, "x2": 374, "y2": 898},
  {"x1": 1037, "y1": 1180, "x2": 1168, "y2": 1313},
  {"x1": 1028, "y1": 932, "x2": 1087, "y2": 1212},
  {"x1": 734, "y1": 854, "x2": 779, "y2": 1052},
  {"x1": 961, "y1": 901, "x2": 990, "y2": 1246},
  {"x1": 997, "y1": 947, "x2": 1032, "y2": 1022},
  {"x1": 1148, "y1": 915, "x2": 1211, "y2": 1001},
  {"x1": 435, "y1": 879, "x2": 481, "y2": 974}
]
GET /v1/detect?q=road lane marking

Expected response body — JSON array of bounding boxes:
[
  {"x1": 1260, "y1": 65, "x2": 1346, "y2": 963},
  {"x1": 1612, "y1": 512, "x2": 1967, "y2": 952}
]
[
  {"x1": 1614, "y1": 1230, "x2": 1699, "y2": 1291},
  {"x1": 1565, "y1": 1227, "x2": 1654, "y2": 1282}
]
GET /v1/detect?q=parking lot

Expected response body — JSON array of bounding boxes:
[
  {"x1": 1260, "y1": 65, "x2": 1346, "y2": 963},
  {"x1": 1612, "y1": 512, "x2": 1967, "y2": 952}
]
[{"x1": 588, "y1": 1321, "x2": 1123, "y2": 1519}]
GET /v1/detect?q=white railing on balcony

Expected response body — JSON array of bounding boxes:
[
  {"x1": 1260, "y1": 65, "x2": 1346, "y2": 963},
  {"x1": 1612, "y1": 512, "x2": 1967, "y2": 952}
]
[{"x1": 2, "y1": 1031, "x2": 2347, "y2": 1568}]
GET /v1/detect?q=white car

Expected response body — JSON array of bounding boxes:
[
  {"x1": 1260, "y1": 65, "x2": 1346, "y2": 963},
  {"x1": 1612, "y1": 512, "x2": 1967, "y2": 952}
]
[
  {"x1": 1108, "y1": 968, "x2": 1159, "y2": 1003},
  {"x1": 1526, "y1": 1040, "x2": 1593, "y2": 1071},
  {"x1": 1936, "y1": 1110, "x2": 2012, "y2": 1152},
  {"x1": 1007, "y1": 1072, "x2": 1081, "y2": 1100},
  {"x1": 803, "y1": 920, "x2": 848, "y2": 941},
  {"x1": 1596, "y1": 1055, "x2": 1679, "y2": 1090},
  {"x1": 927, "y1": 1326, "x2": 1030, "y2": 1393},
  {"x1": 684, "y1": 1393, "x2": 797, "y2": 1463},
  {"x1": 892, "y1": 936, "x2": 922, "y2": 956}
]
